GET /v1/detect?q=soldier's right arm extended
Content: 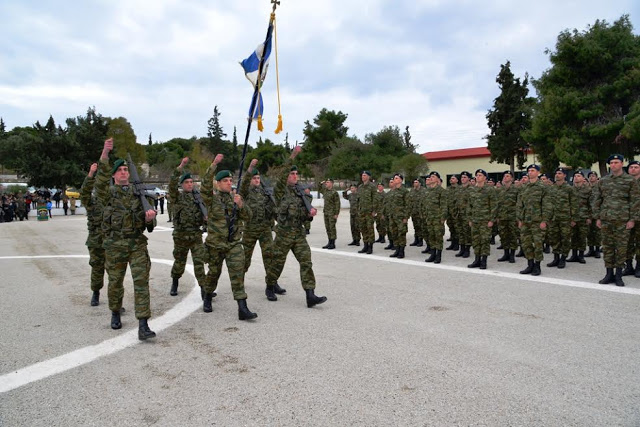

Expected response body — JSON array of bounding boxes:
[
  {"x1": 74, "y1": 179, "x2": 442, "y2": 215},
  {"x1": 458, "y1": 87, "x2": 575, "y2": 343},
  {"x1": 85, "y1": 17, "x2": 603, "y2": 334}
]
[
  {"x1": 200, "y1": 163, "x2": 218, "y2": 207},
  {"x1": 95, "y1": 159, "x2": 111, "y2": 206},
  {"x1": 80, "y1": 175, "x2": 94, "y2": 207}
]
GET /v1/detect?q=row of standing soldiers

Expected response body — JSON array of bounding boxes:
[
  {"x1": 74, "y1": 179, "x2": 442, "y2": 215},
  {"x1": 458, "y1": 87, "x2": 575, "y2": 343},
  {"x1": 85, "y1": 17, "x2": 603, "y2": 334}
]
[{"x1": 331, "y1": 157, "x2": 640, "y2": 286}]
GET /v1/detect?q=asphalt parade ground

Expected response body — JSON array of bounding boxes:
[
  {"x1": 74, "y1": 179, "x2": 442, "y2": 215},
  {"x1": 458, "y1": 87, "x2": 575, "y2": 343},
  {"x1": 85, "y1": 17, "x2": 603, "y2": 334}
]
[{"x1": 1, "y1": 209, "x2": 639, "y2": 426}]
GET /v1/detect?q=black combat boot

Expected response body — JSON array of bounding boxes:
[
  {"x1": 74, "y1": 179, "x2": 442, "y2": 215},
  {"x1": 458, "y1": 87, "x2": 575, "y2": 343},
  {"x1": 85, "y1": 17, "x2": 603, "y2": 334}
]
[
  {"x1": 397, "y1": 246, "x2": 405, "y2": 259},
  {"x1": 531, "y1": 261, "x2": 541, "y2": 276},
  {"x1": 327, "y1": 239, "x2": 336, "y2": 250},
  {"x1": 578, "y1": 251, "x2": 586, "y2": 264},
  {"x1": 497, "y1": 242, "x2": 503, "y2": 250},
  {"x1": 170, "y1": 277, "x2": 179, "y2": 296},
  {"x1": 434, "y1": 250, "x2": 442, "y2": 264},
  {"x1": 138, "y1": 318, "x2": 156, "y2": 340},
  {"x1": 90, "y1": 290, "x2": 100, "y2": 306},
  {"x1": 305, "y1": 289, "x2": 327, "y2": 308},
  {"x1": 237, "y1": 299, "x2": 258, "y2": 320},
  {"x1": 497, "y1": 249, "x2": 510, "y2": 262},
  {"x1": 425, "y1": 249, "x2": 436, "y2": 263},
  {"x1": 384, "y1": 240, "x2": 394, "y2": 250},
  {"x1": 306, "y1": 229, "x2": 310, "y2": 235},
  {"x1": 490, "y1": 236, "x2": 496, "y2": 245},
  {"x1": 509, "y1": 249, "x2": 516, "y2": 263},
  {"x1": 479, "y1": 255, "x2": 487, "y2": 270},
  {"x1": 557, "y1": 255, "x2": 566, "y2": 269},
  {"x1": 416, "y1": 238, "x2": 424, "y2": 247},
  {"x1": 462, "y1": 245, "x2": 471, "y2": 259},
  {"x1": 200, "y1": 287, "x2": 205, "y2": 301},
  {"x1": 566, "y1": 249, "x2": 579, "y2": 263},
  {"x1": 366, "y1": 243, "x2": 373, "y2": 254},
  {"x1": 348, "y1": 239, "x2": 359, "y2": 246},
  {"x1": 265, "y1": 285, "x2": 277, "y2": 301},
  {"x1": 358, "y1": 243, "x2": 369, "y2": 253},
  {"x1": 322, "y1": 240, "x2": 331, "y2": 249},
  {"x1": 543, "y1": 243, "x2": 551, "y2": 254},
  {"x1": 447, "y1": 239, "x2": 459, "y2": 251},
  {"x1": 614, "y1": 268, "x2": 625, "y2": 287},
  {"x1": 547, "y1": 253, "x2": 560, "y2": 267},
  {"x1": 594, "y1": 246, "x2": 601, "y2": 259},
  {"x1": 203, "y1": 293, "x2": 214, "y2": 312},
  {"x1": 111, "y1": 311, "x2": 122, "y2": 329},
  {"x1": 598, "y1": 268, "x2": 614, "y2": 285},
  {"x1": 421, "y1": 244, "x2": 431, "y2": 254},
  {"x1": 390, "y1": 247, "x2": 400, "y2": 258},
  {"x1": 622, "y1": 260, "x2": 634, "y2": 276},
  {"x1": 585, "y1": 246, "x2": 595, "y2": 257},
  {"x1": 378, "y1": 236, "x2": 386, "y2": 244},
  {"x1": 515, "y1": 247, "x2": 525, "y2": 257},
  {"x1": 520, "y1": 259, "x2": 534, "y2": 275},
  {"x1": 274, "y1": 283, "x2": 287, "y2": 294},
  {"x1": 409, "y1": 236, "x2": 419, "y2": 246},
  {"x1": 455, "y1": 244, "x2": 465, "y2": 257},
  {"x1": 635, "y1": 260, "x2": 640, "y2": 278},
  {"x1": 467, "y1": 255, "x2": 481, "y2": 268}
]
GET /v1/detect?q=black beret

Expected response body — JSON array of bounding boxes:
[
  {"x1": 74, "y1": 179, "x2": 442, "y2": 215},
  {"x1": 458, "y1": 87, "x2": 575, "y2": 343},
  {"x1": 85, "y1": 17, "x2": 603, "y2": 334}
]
[
  {"x1": 111, "y1": 159, "x2": 127, "y2": 174},
  {"x1": 588, "y1": 171, "x2": 598, "y2": 177},
  {"x1": 362, "y1": 171, "x2": 372, "y2": 177},
  {"x1": 502, "y1": 170, "x2": 513, "y2": 177},
  {"x1": 430, "y1": 171, "x2": 441, "y2": 179},
  {"x1": 393, "y1": 173, "x2": 404, "y2": 180},
  {"x1": 555, "y1": 167, "x2": 567, "y2": 175},
  {"x1": 607, "y1": 154, "x2": 624, "y2": 163},
  {"x1": 460, "y1": 171, "x2": 472, "y2": 178},
  {"x1": 574, "y1": 170, "x2": 585, "y2": 177},
  {"x1": 526, "y1": 164, "x2": 541, "y2": 171},
  {"x1": 475, "y1": 169, "x2": 487, "y2": 177},
  {"x1": 628, "y1": 160, "x2": 639, "y2": 167}
]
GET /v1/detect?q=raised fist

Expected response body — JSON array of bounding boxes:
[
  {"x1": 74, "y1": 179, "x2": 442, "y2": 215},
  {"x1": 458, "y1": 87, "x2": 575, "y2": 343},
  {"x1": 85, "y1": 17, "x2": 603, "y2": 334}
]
[
  {"x1": 104, "y1": 138, "x2": 113, "y2": 152},
  {"x1": 213, "y1": 154, "x2": 224, "y2": 165},
  {"x1": 179, "y1": 157, "x2": 189, "y2": 169}
]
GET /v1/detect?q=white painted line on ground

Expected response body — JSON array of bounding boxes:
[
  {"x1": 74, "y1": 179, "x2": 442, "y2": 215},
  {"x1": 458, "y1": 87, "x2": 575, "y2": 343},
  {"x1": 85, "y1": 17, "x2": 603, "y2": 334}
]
[
  {"x1": 311, "y1": 248, "x2": 640, "y2": 296},
  {"x1": 0, "y1": 256, "x2": 201, "y2": 394}
]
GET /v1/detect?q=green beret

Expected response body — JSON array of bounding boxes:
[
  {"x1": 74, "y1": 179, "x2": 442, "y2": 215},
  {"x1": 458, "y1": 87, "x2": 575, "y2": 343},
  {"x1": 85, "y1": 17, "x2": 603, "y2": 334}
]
[
  {"x1": 111, "y1": 159, "x2": 127, "y2": 174},
  {"x1": 179, "y1": 173, "x2": 192, "y2": 184},
  {"x1": 215, "y1": 170, "x2": 233, "y2": 181},
  {"x1": 290, "y1": 165, "x2": 298, "y2": 172},
  {"x1": 250, "y1": 169, "x2": 260, "y2": 176}
]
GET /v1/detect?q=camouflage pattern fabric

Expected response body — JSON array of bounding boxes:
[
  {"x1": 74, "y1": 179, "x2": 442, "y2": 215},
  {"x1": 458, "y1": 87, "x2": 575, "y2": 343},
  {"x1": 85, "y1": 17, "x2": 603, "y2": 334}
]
[
  {"x1": 456, "y1": 185, "x2": 472, "y2": 246},
  {"x1": 496, "y1": 184, "x2": 519, "y2": 250},
  {"x1": 357, "y1": 181, "x2": 377, "y2": 244},
  {"x1": 343, "y1": 191, "x2": 360, "y2": 241},
  {"x1": 421, "y1": 185, "x2": 447, "y2": 251},
  {"x1": 387, "y1": 186, "x2": 409, "y2": 246},
  {"x1": 467, "y1": 185, "x2": 497, "y2": 256},
  {"x1": 572, "y1": 183, "x2": 592, "y2": 252},
  {"x1": 517, "y1": 180, "x2": 552, "y2": 262},
  {"x1": 546, "y1": 182, "x2": 578, "y2": 257},
  {"x1": 81, "y1": 175, "x2": 105, "y2": 291},
  {"x1": 445, "y1": 184, "x2": 459, "y2": 242},
  {"x1": 319, "y1": 185, "x2": 340, "y2": 240},
  {"x1": 407, "y1": 186, "x2": 425, "y2": 240},
  {"x1": 374, "y1": 190, "x2": 387, "y2": 239}
]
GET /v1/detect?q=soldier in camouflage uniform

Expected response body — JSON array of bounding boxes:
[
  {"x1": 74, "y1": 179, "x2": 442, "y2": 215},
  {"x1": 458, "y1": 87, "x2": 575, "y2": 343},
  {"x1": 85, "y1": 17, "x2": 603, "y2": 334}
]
[
  {"x1": 357, "y1": 171, "x2": 377, "y2": 254},
  {"x1": 407, "y1": 179, "x2": 425, "y2": 247},
  {"x1": 96, "y1": 138, "x2": 157, "y2": 340},
  {"x1": 168, "y1": 157, "x2": 208, "y2": 297},
  {"x1": 586, "y1": 171, "x2": 602, "y2": 258},
  {"x1": 624, "y1": 160, "x2": 640, "y2": 277},
  {"x1": 568, "y1": 170, "x2": 591, "y2": 264},
  {"x1": 546, "y1": 168, "x2": 578, "y2": 269},
  {"x1": 445, "y1": 175, "x2": 460, "y2": 251},
  {"x1": 517, "y1": 164, "x2": 552, "y2": 276},
  {"x1": 592, "y1": 154, "x2": 640, "y2": 287},
  {"x1": 467, "y1": 169, "x2": 497, "y2": 269},
  {"x1": 422, "y1": 172, "x2": 447, "y2": 264},
  {"x1": 383, "y1": 178, "x2": 397, "y2": 251},
  {"x1": 15, "y1": 193, "x2": 27, "y2": 221},
  {"x1": 374, "y1": 182, "x2": 387, "y2": 243},
  {"x1": 81, "y1": 163, "x2": 106, "y2": 306},
  {"x1": 303, "y1": 188, "x2": 313, "y2": 235},
  {"x1": 319, "y1": 178, "x2": 340, "y2": 250},
  {"x1": 496, "y1": 171, "x2": 518, "y2": 263},
  {"x1": 387, "y1": 173, "x2": 409, "y2": 259},
  {"x1": 199, "y1": 155, "x2": 257, "y2": 319},
  {"x1": 265, "y1": 146, "x2": 327, "y2": 308},
  {"x1": 455, "y1": 171, "x2": 473, "y2": 258},
  {"x1": 342, "y1": 185, "x2": 360, "y2": 246},
  {"x1": 239, "y1": 159, "x2": 286, "y2": 301}
]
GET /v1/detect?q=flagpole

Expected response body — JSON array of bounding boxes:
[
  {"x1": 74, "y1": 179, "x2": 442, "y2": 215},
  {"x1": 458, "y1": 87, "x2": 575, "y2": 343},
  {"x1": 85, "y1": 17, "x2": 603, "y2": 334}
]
[{"x1": 229, "y1": 0, "x2": 280, "y2": 241}]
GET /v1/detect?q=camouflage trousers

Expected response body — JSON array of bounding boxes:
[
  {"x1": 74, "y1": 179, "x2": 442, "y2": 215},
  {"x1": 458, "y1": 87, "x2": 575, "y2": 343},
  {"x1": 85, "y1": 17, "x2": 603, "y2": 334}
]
[
  {"x1": 547, "y1": 220, "x2": 573, "y2": 256},
  {"x1": 203, "y1": 241, "x2": 248, "y2": 300},
  {"x1": 571, "y1": 220, "x2": 589, "y2": 252},
  {"x1": 171, "y1": 232, "x2": 206, "y2": 287},
  {"x1": 349, "y1": 213, "x2": 360, "y2": 241},
  {"x1": 88, "y1": 246, "x2": 105, "y2": 292},
  {"x1": 587, "y1": 221, "x2": 601, "y2": 246},
  {"x1": 497, "y1": 219, "x2": 518, "y2": 250},
  {"x1": 358, "y1": 212, "x2": 375, "y2": 244},
  {"x1": 601, "y1": 221, "x2": 631, "y2": 268},
  {"x1": 324, "y1": 214, "x2": 337, "y2": 240},
  {"x1": 266, "y1": 227, "x2": 316, "y2": 290},
  {"x1": 521, "y1": 222, "x2": 545, "y2": 262},
  {"x1": 457, "y1": 215, "x2": 472, "y2": 246},
  {"x1": 627, "y1": 225, "x2": 640, "y2": 261},
  {"x1": 425, "y1": 218, "x2": 445, "y2": 251},
  {"x1": 470, "y1": 221, "x2": 492, "y2": 256},
  {"x1": 304, "y1": 220, "x2": 311, "y2": 232},
  {"x1": 375, "y1": 216, "x2": 386, "y2": 239},
  {"x1": 389, "y1": 216, "x2": 408, "y2": 246},
  {"x1": 448, "y1": 216, "x2": 458, "y2": 241},
  {"x1": 103, "y1": 236, "x2": 151, "y2": 319},
  {"x1": 242, "y1": 226, "x2": 275, "y2": 283},
  {"x1": 410, "y1": 213, "x2": 423, "y2": 239}
]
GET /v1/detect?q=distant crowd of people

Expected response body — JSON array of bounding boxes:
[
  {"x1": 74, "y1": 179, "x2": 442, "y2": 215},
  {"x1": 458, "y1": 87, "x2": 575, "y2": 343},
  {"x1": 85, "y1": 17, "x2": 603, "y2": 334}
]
[{"x1": 0, "y1": 189, "x2": 78, "y2": 222}]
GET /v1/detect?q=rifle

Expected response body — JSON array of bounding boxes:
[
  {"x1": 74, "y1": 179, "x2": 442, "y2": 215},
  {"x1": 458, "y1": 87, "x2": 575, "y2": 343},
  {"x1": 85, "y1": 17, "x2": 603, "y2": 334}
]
[
  {"x1": 293, "y1": 183, "x2": 314, "y2": 218},
  {"x1": 191, "y1": 188, "x2": 208, "y2": 221},
  {"x1": 126, "y1": 153, "x2": 155, "y2": 233}
]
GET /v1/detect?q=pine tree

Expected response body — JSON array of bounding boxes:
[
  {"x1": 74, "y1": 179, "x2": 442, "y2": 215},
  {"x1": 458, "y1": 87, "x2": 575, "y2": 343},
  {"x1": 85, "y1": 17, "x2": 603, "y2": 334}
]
[{"x1": 148, "y1": 133, "x2": 152, "y2": 145}]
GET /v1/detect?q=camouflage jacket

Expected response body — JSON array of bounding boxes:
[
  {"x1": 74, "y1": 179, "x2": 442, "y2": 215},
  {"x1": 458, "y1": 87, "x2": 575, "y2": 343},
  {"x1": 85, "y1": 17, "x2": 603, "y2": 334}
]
[
  {"x1": 495, "y1": 184, "x2": 518, "y2": 221},
  {"x1": 407, "y1": 187, "x2": 425, "y2": 216},
  {"x1": 548, "y1": 182, "x2": 578, "y2": 221},
  {"x1": 445, "y1": 184, "x2": 460, "y2": 219},
  {"x1": 81, "y1": 175, "x2": 104, "y2": 238},
  {"x1": 387, "y1": 187, "x2": 409, "y2": 220},
  {"x1": 467, "y1": 185, "x2": 498, "y2": 223},
  {"x1": 421, "y1": 185, "x2": 447, "y2": 221},
  {"x1": 374, "y1": 190, "x2": 386, "y2": 214},
  {"x1": 201, "y1": 164, "x2": 250, "y2": 247},
  {"x1": 273, "y1": 159, "x2": 313, "y2": 233},
  {"x1": 456, "y1": 185, "x2": 472, "y2": 220},
  {"x1": 591, "y1": 172, "x2": 640, "y2": 222},
  {"x1": 517, "y1": 180, "x2": 551, "y2": 223},
  {"x1": 239, "y1": 171, "x2": 275, "y2": 230},
  {"x1": 574, "y1": 183, "x2": 592, "y2": 221},
  {"x1": 319, "y1": 186, "x2": 340, "y2": 217},
  {"x1": 342, "y1": 190, "x2": 359, "y2": 215},
  {"x1": 357, "y1": 181, "x2": 377, "y2": 214},
  {"x1": 170, "y1": 169, "x2": 205, "y2": 235}
]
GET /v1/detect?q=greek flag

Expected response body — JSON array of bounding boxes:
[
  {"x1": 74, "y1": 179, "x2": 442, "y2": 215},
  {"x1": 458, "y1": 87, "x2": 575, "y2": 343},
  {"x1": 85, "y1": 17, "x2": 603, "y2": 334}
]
[{"x1": 240, "y1": 23, "x2": 273, "y2": 120}]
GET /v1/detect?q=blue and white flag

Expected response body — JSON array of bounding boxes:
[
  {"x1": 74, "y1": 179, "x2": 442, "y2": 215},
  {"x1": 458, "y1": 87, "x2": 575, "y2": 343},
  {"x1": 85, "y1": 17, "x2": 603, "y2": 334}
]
[{"x1": 240, "y1": 23, "x2": 273, "y2": 120}]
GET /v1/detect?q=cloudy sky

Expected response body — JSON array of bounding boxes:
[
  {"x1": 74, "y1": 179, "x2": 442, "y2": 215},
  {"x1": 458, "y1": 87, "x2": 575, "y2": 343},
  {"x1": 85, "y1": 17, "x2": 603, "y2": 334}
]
[{"x1": 1, "y1": 1, "x2": 638, "y2": 154}]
